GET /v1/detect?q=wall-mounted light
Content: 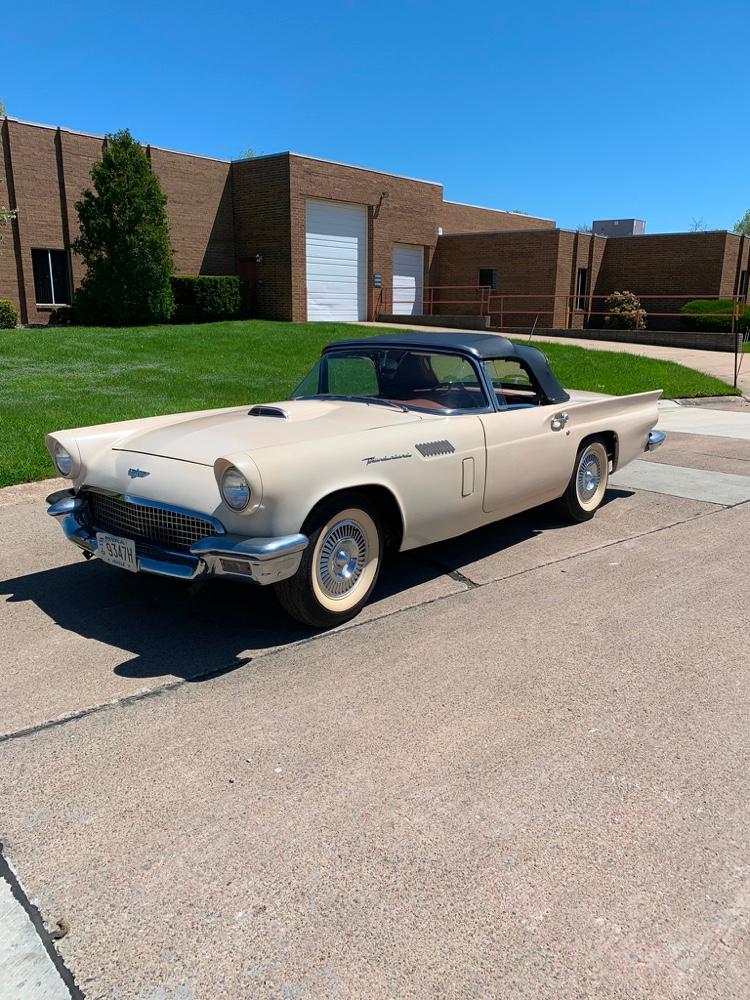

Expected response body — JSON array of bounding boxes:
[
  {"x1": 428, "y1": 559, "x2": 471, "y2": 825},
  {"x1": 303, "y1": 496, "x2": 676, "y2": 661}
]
[
  {"x1": 374, "y1": 190, "x2": 390, "y2": 219},
  {"x1": 255, "y1": 253, "x2": 263, "y2": 265}
]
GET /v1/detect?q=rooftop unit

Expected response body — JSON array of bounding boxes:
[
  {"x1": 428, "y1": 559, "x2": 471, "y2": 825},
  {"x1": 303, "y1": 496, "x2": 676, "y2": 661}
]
[{"x1": 592, "y1": 219, "x2": 646, "y2": 237}]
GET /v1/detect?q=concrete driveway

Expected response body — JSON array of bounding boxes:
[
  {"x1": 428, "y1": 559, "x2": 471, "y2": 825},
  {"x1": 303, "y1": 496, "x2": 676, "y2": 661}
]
[{"x1": 2, "y1": 408, "x2": 750, "y2": 999}]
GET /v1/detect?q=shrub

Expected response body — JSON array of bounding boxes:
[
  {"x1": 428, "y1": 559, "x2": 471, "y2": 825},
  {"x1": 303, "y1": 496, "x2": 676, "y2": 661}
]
[
  {"x1": 170, "y1": 275, "x2": 245, "y2": 323},
  {"x1": 0, "y1": 299, "x2": 18, "y2": 328},
  {"x1": 73, "y1": 129, "x2": 174, "y2": 326},
  {"x1": 680, "y1": 299, "x2": 750, "y2": 334},
  {"x1": 48, "y1": 305, "x2": 76, "y2": 326},
  {"x1": 604, "y1": 290, "x2": 646, "y2": 330}
]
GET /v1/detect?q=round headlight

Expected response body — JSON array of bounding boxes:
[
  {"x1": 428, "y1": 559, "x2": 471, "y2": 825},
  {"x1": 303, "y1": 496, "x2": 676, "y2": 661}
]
[
  {"x1": 53, "y1": 442, "x2": 73, "y2": 477},
  {"x1": 220, "y1": 466, "x2": 251, "y2": 511}
]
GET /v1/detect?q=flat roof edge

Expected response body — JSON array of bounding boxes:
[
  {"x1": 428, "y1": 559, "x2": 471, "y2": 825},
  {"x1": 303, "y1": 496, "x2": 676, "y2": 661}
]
[
  {"x1": 605, "y1": 229, "x2": 742, "y2": 239},
  {"x1": 438, "y1": 227, "x2": 565, "y2": 238},
  {"x1": 443, "y1": 198, "x2": 555, "y2": 223},
  {"x1": 286, "y1": 152, "x2": 442, "y2": 187},
  {"x1": 2, "y1": 116, "x2": 231, "y2": 164}
]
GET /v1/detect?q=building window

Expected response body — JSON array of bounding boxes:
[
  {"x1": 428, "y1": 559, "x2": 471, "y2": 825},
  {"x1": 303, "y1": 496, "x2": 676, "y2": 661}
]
[
  {"x1": 740, "y1": 270, "x2": 749, "y2": 300},
  {"x1": 575, "y1": 267, "x2": 588, "y2": 311},
  {"x1": 31, "y1": 249, "x2": 71, "y2": 306},
  {"x1": 478, "y1": 268, "x2": 496, "y2": 290}
]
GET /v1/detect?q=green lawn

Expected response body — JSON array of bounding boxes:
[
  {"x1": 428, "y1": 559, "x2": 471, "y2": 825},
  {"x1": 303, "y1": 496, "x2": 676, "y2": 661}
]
[{"x1": 0, "y1": 320, "x2": 739, "y2": 488}]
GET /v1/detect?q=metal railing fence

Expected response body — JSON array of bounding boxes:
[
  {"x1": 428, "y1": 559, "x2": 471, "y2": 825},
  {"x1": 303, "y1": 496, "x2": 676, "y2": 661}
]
[{"x1": 371, "y1": 285, "x2": 749, "y2": 386}]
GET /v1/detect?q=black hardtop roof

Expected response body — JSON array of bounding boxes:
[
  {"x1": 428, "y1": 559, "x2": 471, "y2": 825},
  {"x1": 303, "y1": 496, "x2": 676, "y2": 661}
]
[
  {"x1": 323, "y1": 330, "x2": 518, "y2": 360},
  {"x1": 322, "y1": 330, "x2": 570, "y2": 404}
]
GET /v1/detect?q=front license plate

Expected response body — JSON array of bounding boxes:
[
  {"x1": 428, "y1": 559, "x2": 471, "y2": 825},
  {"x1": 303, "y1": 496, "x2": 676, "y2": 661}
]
[{"x1": 96, "y1": 532, "x2": 138, "y2": 573}]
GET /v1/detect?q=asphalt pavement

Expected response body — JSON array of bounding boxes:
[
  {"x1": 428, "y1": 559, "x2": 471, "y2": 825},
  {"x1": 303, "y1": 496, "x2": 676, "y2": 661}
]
[{"x1": 2, "y1": 406, "x2": 750, "y2": 999}]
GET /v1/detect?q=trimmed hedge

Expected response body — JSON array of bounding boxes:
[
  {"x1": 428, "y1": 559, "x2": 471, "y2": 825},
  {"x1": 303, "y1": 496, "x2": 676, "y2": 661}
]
[
  {"x1": 170, "y1": 275, "x2": 245, "y2": 323},
  {"x1": 681, "y1": 299, "x2": 750, "y2": 334},
  {"x1": 0, "y1": 299, "x2": 18, "y2": 329}
]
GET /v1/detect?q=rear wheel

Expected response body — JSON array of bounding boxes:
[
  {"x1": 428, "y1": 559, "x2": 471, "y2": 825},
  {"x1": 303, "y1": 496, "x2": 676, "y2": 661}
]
[
  {"x1": 274, "y1": 494, "x2": 383, "y2": 628},
  {"x1": 557, "y1": 439, "x2": 609, "y2": 522}
]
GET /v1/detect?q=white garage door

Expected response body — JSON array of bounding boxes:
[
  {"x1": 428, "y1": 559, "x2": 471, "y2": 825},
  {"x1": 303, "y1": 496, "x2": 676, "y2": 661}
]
[
  {"x1": 392, "y1": 244, "x2": 424, "y2": 316},
  {"x1": 306, "y1": 199, "x2": 367, "y2": 321}
]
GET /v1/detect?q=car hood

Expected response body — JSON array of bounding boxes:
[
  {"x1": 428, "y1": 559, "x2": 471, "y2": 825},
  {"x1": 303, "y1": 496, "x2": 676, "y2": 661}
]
[{"x1": 112, "y1": 398, "x2": 427, "y2": 465}]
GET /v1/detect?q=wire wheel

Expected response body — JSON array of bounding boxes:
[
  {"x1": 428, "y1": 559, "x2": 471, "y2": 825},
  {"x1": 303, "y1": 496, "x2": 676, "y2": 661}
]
[
  {"x1": 308, "y1": 505, "x2": 381, "y2": 615},
  {"x1": 575, "y1": 442, "x2": 608, "y2": 512},
  {"x1": 317, "y1": 518, "x2": 368, "y2": 598}
]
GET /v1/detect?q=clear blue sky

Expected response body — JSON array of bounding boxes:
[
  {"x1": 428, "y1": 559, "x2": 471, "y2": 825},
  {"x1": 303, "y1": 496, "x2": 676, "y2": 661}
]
[{"x1": 4, "y1": 0, "x2": 747, "y2": 233}]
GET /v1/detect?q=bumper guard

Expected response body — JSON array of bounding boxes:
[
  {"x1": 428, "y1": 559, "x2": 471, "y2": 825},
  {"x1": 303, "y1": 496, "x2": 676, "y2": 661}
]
[
  {"x1": 646, "y1": 430, "x2": 666, "y2": 451},
  {"x1": 46, "y1": 488, "x2": 308, "y2": 585}
]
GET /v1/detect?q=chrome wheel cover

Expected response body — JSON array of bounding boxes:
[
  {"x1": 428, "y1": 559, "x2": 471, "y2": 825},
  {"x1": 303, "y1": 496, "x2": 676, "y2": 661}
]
[
  {"x1": 317, "y1": 518, "x2": 368, "y2": 599},
  {"x1": 577, "y1": 450, "x2": 601, "y2": 504}
]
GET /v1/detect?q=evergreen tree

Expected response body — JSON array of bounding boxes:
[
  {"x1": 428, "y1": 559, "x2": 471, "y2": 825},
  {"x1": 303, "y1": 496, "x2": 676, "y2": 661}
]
[{"x1": 73, "y1": 130, "x2": 174, "y2": 325}]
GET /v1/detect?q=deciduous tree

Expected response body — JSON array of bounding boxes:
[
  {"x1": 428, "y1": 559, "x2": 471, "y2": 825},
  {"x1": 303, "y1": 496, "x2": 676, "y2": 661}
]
[{"x1": 734, "y1": 209, "x2": 750, "y2": 236}]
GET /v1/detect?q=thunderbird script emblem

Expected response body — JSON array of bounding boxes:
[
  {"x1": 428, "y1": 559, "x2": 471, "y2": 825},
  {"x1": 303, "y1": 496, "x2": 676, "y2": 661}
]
[{"x1": 127, "y1": 468, "x2": 150, "y2": 479}]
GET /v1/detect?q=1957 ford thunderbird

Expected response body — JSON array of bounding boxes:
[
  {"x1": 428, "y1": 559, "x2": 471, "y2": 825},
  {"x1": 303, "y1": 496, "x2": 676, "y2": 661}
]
[{"x1": 46, "y1": 332, "x2": 665, "y2": 627}]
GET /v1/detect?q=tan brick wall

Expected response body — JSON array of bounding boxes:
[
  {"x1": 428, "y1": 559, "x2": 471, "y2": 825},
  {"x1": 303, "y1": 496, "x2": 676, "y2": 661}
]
[
  {"x1": 289, "y1": 155, "x2": 443, "y2": 322},
  {"x1": 0, "y1": 119, "x2": 235, "y2": 324},
  {"x1": 231, "y1": 154, "x2": 292, "y2": 320},
  {"x1": 555, "y1": 232, "x2": 607, "y2": 328},
  {"x1": 439, "y1": 201, "x2": 555, "y2": 235},
  {"x1": 2, "y1": 121, "x2": 68, "y2": 323},
  {"x1": 593, "y1": 231, "x2": 732, "y2": 327},
  {"x1": 149, "y1": 147, "x2": 234, "y2": 275},
  {"x1": 431, "y1": 229, "x2": 563, "y2": 328},
  {"x1": 57, "y1": 130, "x2": 105, "y2": 290},
  {"x1": 0, "y1": 121, "x2": 23, "y2": 320}
]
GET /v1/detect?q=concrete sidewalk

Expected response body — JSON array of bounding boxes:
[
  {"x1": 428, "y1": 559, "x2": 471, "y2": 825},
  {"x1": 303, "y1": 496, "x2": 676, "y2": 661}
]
[
  {"x1": 2, "y1": 498, "x2": 750, "y2": 999},
  {"x1": 656, "y1": 399, "x2": 750, "y2": 439},
  {"x1": 364, "y1": 322, "x2": 750, "y2": 396}
]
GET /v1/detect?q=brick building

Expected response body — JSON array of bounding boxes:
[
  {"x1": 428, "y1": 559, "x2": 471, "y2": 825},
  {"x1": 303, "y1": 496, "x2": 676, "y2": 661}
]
[
  {"x1": 0, "y1": 117, "x2": 552, "y2": 325},
  {"x1": 2, "y1": 116, "x2": 748, "y2": 328},
  {"x1": 432, "y1": 228, "x2": 750, "y2": 329}
]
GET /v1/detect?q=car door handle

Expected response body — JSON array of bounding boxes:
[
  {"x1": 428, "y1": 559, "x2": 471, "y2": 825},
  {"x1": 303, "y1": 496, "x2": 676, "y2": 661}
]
[{"x1": 550, "y1": 412, "x2": 569, "y2": 431}]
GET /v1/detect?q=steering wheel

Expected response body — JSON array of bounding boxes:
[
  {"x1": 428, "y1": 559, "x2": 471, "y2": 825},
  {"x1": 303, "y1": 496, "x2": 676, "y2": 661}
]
[{"x1": 440, "y1": 382, "x2": 477, "y2": 407}]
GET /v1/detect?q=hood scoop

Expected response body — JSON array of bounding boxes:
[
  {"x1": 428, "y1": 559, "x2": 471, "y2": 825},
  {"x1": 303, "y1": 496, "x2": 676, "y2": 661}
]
[{"x1": 248, "y1": 405, "x2": 288, "y2": 419}]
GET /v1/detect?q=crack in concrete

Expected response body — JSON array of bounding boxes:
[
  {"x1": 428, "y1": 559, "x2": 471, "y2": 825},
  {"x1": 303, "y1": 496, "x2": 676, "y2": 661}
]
[
  {"x1": 0, "y1": 665, "x2": 247, "y2": 746},
  {"x1": 411, "y1": 558, "x2": 480, "y2": 590}
]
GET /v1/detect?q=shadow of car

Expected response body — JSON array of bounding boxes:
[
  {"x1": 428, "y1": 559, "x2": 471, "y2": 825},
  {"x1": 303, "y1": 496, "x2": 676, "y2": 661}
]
[{"x1": 1, "y1": 489, "x2": 634, "y2": 683}]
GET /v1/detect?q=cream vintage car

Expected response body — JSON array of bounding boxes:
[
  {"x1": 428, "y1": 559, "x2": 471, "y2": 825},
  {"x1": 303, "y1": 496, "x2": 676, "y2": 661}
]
[{"x1": 46, "y1": 332, "x2": 665, "y2": 627}]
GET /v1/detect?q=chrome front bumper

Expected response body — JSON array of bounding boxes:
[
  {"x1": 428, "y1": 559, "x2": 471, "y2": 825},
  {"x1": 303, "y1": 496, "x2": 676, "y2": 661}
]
[
  {"x1": 646, "y1": 430, "x2": 666, "y2": 451},
  {"x1": 46, "y1": 489, "x2": 308, "y2": 585}
]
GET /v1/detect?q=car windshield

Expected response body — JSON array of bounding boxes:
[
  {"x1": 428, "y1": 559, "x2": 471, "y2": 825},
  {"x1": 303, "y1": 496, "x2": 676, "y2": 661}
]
[{"x1": 291, "y1": 349, "x2": 489, "y2": 413}]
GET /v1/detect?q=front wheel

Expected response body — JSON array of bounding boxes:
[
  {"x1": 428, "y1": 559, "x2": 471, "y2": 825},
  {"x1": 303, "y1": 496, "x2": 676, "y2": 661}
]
[
  {"x1": 274, "y1": 494, "x2": 383, "y2": 628},
  {"x1": 557, "y1": 439, "x2": 609, "y2": 523}
]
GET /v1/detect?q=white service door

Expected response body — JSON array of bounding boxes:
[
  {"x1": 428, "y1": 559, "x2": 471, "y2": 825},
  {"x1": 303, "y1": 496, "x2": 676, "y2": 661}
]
[
  {"x1": 306, "y1": 199, "x2": 367, "y2": 321},
  {"x1": 392, "y1": 244, "x2": 424, "y2": 316}
]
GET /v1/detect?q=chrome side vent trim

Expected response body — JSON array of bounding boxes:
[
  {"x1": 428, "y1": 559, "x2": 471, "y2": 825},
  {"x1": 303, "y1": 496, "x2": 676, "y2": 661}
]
[
  {"x1": 415, "y1": 439, "x2": 456, "y2": 458},
  {"x1": 248, "y1": 405, "x2": 288, "y2": 419}
]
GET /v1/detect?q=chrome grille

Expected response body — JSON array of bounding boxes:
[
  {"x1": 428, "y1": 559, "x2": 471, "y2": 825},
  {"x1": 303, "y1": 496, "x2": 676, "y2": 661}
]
[{"x1": 87, "y1": 492, "x2": 220, "y2": 553}]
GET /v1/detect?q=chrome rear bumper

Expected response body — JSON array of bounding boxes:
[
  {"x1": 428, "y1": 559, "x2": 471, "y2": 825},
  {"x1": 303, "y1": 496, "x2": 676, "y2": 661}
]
[
  {"x1": 46, "y1": 489, "x2": 308, "y2": 585},
  {"x1": 646, "y1": 430, "x2": 666, "y2": 451}
]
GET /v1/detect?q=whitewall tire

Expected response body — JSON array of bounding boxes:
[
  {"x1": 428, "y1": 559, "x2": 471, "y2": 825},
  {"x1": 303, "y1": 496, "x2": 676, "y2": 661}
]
[
  {"x1": 557, "y1": 439, "x2": 609, "y2": 522},
  {"x1": 275, "y1": 495, "x2": 383, "y2": 627}
]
